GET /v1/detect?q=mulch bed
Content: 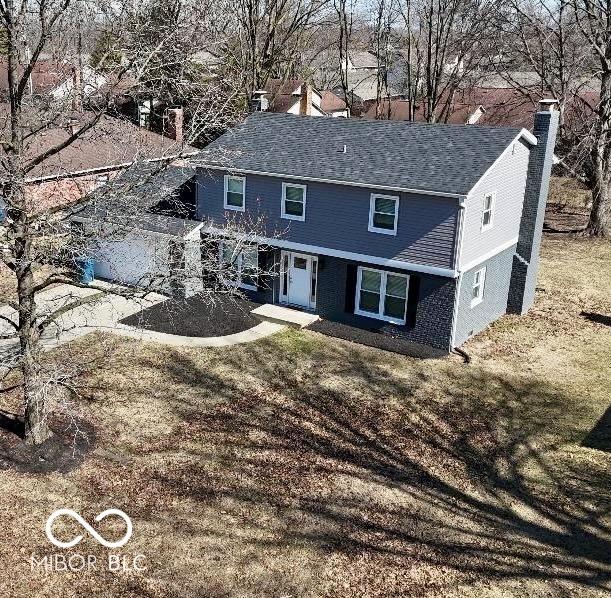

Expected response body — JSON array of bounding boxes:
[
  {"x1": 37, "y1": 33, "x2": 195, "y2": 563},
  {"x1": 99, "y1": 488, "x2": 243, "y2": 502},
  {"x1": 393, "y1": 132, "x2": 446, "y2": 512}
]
[
  {"x1": 120, "y1": 294, "x2": 262, "y2": 337},
  {"x1": 0, "y1": 412, "x2": 94, "y2": 474},
  {"x1": 308, "y1": 319, "x2": 448, "y2": 359}
]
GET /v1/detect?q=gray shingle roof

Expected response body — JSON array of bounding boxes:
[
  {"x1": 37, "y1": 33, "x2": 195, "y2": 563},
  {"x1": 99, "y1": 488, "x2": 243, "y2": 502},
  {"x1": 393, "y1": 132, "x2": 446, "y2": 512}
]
[
  {"x1": 197, "y1": 112, "x2": 527, "y2": 196},
  {"x1": 74, "y1": 163, "x2": 200, "y2": 238}
]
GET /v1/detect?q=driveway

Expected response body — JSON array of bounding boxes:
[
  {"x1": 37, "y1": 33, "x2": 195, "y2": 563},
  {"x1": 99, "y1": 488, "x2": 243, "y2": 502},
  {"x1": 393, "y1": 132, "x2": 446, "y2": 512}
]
[
  {"x1": 0, "y1": 283, "x2": 284, "y2": 362},
  {"x1": 0, "y1": 283, "x2": 166, "y2": 362}
]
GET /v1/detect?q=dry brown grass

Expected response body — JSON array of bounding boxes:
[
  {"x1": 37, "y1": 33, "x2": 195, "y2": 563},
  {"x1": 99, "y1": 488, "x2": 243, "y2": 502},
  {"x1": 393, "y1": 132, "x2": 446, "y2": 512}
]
[
  {"x1": 0, "y1": 237, "x2": 609, "y2": 597},
  {"x1": 546, "y1": 176, "x2": 591, "y2": 232}
]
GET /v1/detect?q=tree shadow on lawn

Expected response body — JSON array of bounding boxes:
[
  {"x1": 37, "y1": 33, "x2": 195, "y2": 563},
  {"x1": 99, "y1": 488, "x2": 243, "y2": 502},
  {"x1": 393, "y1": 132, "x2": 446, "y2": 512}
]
[
  {"x1": 0, "y1": 409, "x2": 94, "y2": 474},
  {"x1": 140, "y1": 340, "x2": 611, "y2": 594}
]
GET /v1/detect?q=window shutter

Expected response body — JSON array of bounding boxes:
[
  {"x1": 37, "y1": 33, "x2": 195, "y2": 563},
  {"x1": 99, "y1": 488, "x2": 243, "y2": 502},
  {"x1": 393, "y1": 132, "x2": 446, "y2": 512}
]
[
  {"x1": 345, "y1": 264, "x2": 357, "y2": 313},
  {"x1": 405, "y1": 275, "x2": 420, "y2": 329}
]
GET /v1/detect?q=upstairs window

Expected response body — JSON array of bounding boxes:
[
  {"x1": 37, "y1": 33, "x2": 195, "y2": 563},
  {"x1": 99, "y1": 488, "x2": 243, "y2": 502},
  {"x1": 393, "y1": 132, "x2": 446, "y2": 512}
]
[
  {"x1": 355, "y1": 267, "x2": 409, "y2": 324},
  {"x1": 369, "y1": 194, "x2": 399, "y2": 235},
  {"x1": 224, "y1": 175, "x2": 245, "y2": 211},
  {"x1": 471, "y1": 266, "x2": 486, "y2": 307},
  {"x1": 481, "y1": 192, "x2": 495, "y2": 231},
  {"x1": 220, "y1": 242, "x2": 258, "y2": 290},
  {"x1": 281, "y1": 183, "x2": 306, "y2": 221}
]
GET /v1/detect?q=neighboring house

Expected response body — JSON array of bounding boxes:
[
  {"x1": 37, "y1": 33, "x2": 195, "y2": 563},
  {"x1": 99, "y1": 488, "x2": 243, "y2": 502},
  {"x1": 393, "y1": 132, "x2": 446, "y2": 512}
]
[
  {"x1": 251, "y1": 80, "x2": 326, "y2": 116},
  {"x1": 320, "y1": 91, "x2": 350, "y2": 118},
  {"x1": 194, "y1": 102, "x2": 559, "y2": 351},
  {"x1": 342, "y1": 70, "x2": 400, "y2": 102},
  {"x1": 343, "y1": 51, "x2": 379, "y2": 71},
  {"x1": 0, "y1": 110, "x2": 196, "y2": 214},
  {"x1": 0, "y1": 58, "x2": 106, "y2": 101}
]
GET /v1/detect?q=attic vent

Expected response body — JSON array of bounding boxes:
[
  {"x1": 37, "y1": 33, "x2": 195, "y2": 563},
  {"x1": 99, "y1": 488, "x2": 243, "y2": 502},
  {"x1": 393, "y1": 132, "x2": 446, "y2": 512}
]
[{"x1": 341, "y1": 144, "x2": 347, "y2": 153}]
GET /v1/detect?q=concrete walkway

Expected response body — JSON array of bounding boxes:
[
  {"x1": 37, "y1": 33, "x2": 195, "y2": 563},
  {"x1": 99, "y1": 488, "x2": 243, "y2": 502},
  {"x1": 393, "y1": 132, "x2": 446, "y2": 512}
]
[
  {"x1": 0, "y1": 284, "x2": 285, "y2": 357},
  {"x1": 106, "y1": 320, "x2": 286, "y2": 347}
]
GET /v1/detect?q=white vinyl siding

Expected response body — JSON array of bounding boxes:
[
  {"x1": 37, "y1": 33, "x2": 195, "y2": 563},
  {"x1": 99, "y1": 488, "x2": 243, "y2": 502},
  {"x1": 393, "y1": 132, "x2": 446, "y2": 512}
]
[
  {"x1": 281, "y1": 182, "x2": 306, "y2": 221},
  {"x1": 471, "y1": 266, "x2": 486, "y2": 307},
  {"x1": 355, "y1": 266, "x2": 409, "y2": 324},
  {"x1": 224, "y1": 175, "x2": 245, "y2": 211},
  {"x1": 368, "y1": 194, "x2": 399, "y2": 235}
]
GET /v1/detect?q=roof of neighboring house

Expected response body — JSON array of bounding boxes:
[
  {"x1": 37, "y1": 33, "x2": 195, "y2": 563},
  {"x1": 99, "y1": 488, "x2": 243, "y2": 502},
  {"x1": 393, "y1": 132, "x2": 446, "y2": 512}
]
[
  {"x1": 321, "y1": 90, "x2": 348, "y2": 113},
  {"x1": 0, "y1": 110, "x2": 198, "y2": 181},
  {"x1": 348, "y1": 51, "x2": 379, "y2": 69},
  {"x1": 258, "y1": 79, "x2": 321, "y2": 113},
  {"x1": 0, "y1": 58, "x2": 72, "y2": 95},
  {"x1": 362, "y1": 98, "x2": 478, "y2": 124},
  {"x1": 453, "y1": 87, "x2": 597, "y2": 130},
  {"x1": 198, "y1": 111, "x2": 530, "y2": 197},
  {"x1": 343, "y1": 71, "x2": 399, "y2": 101},
  {"x1": 476, "y1": 70, "x2": 542, "y2": 89}
]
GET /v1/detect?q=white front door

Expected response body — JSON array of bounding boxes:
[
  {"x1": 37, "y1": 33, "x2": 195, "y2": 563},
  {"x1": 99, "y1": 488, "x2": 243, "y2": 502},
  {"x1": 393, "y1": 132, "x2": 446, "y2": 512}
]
[
  {"x1": 288, "y1": 253, "x2": 311, "y2": 308},
  {"x1": 281, "y1": 251, "x2": 317, "y2": 309}
]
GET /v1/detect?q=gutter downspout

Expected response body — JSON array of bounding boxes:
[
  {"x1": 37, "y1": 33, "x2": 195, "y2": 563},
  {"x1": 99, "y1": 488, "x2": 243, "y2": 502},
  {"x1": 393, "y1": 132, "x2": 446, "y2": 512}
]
[{"x1": 449, "y1": 203, "x2": 466, "y2": 350}]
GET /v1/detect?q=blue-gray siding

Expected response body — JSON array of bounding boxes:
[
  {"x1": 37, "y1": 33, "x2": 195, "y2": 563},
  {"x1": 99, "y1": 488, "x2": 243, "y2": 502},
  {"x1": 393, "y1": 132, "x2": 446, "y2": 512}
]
[
  {"x1": 196, "y1": 170, "x2": 459, "y2": 270},
  {"x1": 453, "y1": 244, "x2": 516, "y2": 346}
]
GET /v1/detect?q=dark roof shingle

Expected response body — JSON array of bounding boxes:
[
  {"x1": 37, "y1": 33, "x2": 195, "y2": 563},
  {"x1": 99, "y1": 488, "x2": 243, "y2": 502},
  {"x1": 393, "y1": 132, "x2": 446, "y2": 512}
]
[{"x1": 198, "y1": 112, "x2": 526, "y2": 196}]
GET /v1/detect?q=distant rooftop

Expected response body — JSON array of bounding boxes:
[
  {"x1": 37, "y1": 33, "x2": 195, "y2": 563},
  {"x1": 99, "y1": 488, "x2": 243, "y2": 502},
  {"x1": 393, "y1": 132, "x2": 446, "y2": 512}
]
[{"x1": 0, "y1": 110, "x2": 198, "y2": 181}]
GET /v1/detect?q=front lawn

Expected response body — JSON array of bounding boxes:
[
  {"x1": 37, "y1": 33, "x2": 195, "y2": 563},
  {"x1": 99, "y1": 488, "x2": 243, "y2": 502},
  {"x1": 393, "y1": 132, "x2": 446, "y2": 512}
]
[{"x1": 0, "y1": 236, "x2": 609, "y2": 597}]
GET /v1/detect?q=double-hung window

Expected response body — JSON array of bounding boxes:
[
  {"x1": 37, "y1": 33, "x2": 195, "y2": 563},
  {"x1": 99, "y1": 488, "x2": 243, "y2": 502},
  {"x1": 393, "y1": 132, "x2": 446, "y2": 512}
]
[
  {"x1": 471, "y1": 267, "x2": 486, "y2": 307},
  {"x1": 355, "y1": 267, "x2": 409, "y2": 324},
  {"x1": 369, "y1": 194, "x2": 399, "y2": 235},
  {"x1": 281, "y1": 183, "x2": 306, "y2": 221},
  {"x1": 220, "y1": 242, "x2": 258, "y2": 290},
  {"x1": 481, "y1": 192, "x2": 494, "y2": 231},
  {"x1": 224, "y1": 175, "x2": 245, "y2": 211}
]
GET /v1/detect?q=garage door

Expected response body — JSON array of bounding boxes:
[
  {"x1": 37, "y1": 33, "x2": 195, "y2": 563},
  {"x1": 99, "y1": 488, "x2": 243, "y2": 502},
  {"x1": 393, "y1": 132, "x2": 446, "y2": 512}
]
[{"x1": 94, "y1": 234, "x2": 169, "y2": 288}]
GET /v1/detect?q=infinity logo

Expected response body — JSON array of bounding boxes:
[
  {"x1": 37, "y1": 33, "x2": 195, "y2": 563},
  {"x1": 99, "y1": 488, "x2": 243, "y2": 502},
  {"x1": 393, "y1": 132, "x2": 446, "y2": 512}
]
[{"x1": 45, "y1": 509, "x2": 133, "y2": 549}]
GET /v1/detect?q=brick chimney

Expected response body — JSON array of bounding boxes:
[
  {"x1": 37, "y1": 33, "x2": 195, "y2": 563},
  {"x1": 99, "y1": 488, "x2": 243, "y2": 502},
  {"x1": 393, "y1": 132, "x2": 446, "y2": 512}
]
[
  {"x1": 507, "y1": 99, "x2": 560, "y2": 315},
  {"x1": 165, "y1": 107, "x2": 184, "y2": 143},
  {"x1": 299, "y1": 83, "x2": 312, "y2": 116}
]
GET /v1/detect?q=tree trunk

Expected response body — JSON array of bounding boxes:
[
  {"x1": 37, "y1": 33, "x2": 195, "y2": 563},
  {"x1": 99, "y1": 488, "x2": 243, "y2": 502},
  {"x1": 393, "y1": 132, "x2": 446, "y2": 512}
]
[
  {"x1": 586, "y1": 69, "x2": 611, "y2": 237},
  {"x1": 588, "y1": 160, "x2": 611, "y2": 236},
  {"x1": 16, "y1": 235, "x2": 50, "y2": 445}
]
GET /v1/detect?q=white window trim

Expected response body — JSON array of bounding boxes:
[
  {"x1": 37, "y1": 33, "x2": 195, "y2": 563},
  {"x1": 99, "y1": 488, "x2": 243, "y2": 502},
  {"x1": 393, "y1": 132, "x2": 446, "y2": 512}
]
[
  {"x1": 480, "y1": 192, "x2": 495, "y2": 232},
  {"x1": 219, "y1": 242, "x2": 258, "y2": 291},
  {"x1": 281, "y1": 182, "x2": 307, "y2": 222},
  {"x1": 368, "y1": 193, "x2": 399, "y2": 235},
  {"x1": 354, "y1": 266, "x2": 409, "y2": 325},
  {"x1": 471, "y1": 266, "x2": 486, "y2": 307},
  {"x1": 224, "y1": 175, "x2": 246, "y2": 212}
]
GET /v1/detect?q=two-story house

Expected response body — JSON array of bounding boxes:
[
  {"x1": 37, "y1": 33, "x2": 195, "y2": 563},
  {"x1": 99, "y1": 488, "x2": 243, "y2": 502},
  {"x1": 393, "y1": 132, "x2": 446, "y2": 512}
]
[{"x1": 194, "y1": 101, "x2": 559, "y2": 352}]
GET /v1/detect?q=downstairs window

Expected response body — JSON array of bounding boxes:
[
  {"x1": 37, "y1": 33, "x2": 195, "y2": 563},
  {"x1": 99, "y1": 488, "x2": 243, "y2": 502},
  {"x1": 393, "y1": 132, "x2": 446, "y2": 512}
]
[
  {"x1": 220, "y1": 242, "x2": 258, "y2": 290},
  {"x1": 355, "y1": 266, "x2": 409, "y2": 324}
]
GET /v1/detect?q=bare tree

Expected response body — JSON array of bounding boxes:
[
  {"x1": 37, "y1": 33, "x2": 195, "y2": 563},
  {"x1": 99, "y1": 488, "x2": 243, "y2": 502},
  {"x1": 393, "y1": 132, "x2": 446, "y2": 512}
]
[
  {"x1": 371, "y1": 0, "x2": 398, "y2": 119},
  {"x1": 571, "y1": 0, "x2": 611, "y2": 236},
  {"x1": 397, "y1": 0, "x2": 496, "y2": 123},
  {"x1": 223, "y1": 0, "x2": 330, "y2": 102},
  {"x1": 333, "y1": 0, "x2": 355, "y2": 113},
  {"x1": 0, "y1": 0, "x2": 270, "y2": 447}
]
